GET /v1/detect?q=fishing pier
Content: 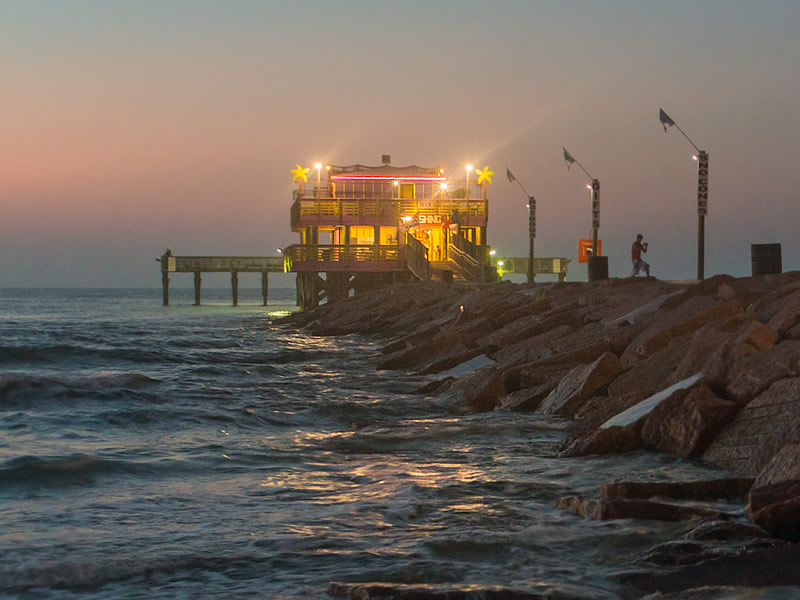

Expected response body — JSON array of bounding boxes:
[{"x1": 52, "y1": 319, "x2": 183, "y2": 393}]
[{"x1": 160, "y1": 156, "x2": 570, "y2": 309}]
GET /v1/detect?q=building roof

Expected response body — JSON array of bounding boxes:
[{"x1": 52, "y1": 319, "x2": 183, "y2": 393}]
[{"x1": 329, "y1": 164, "x2": 444, "y2": 180}]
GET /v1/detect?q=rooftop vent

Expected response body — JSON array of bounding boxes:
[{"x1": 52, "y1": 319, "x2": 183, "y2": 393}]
[{"x1": 381, "y1": 154, "x2": 391, "y2": 165}]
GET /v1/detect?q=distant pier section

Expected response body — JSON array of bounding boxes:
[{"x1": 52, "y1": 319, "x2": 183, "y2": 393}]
[{"x1": 158, "y1": 251, "x2": 284, "y2": 306}]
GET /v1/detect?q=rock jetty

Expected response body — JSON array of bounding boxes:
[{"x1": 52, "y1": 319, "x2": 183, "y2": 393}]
[{"x1": 281, "y1": 273, "x2": 800, "y2": 597}]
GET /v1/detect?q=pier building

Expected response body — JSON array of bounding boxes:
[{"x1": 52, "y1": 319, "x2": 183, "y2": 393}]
[
  {"x1": 159, "y1": 155, "x2": 569, "y2": 308},
  {"x1": 284, "y1": 155, "x2": 495, "y2": 309}
]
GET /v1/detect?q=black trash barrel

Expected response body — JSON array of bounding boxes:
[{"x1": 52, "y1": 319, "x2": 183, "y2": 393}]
[
  {"x1": 441, "y1": 270, "x2": 454, "y2": 284},
  {"x1": 751, "y1": 244, "x2": 782, "y2": 276},
  {"x1": 588, "y1": 255, "x2": 609, "y2": 281}
]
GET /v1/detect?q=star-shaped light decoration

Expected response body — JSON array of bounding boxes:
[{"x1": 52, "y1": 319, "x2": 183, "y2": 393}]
[
  {"x1": 291, "y1": 164, "x2": 310, "y2": 183},
  {"x1": 476, "y1": 166, "x2": 494, "y2": 185}
]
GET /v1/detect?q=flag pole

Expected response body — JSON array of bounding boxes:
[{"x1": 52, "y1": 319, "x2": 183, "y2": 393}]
[
  {"x1": 673, "y1": 123, "x2": 700, "y2": 153},
  {"x1": 563, "y1": 149, "x2": 599, "y2": 260},
  {"x1": 506, "y1": 167, "x2": 536, "y2": 283},
  {"x1": 660, "y1": 108, "x2": 707, "y2": 280}
]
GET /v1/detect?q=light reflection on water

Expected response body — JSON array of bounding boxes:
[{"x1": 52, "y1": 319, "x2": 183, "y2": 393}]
[{"x1": 1, "y1": 288, "x2": 790, "y2": 599}]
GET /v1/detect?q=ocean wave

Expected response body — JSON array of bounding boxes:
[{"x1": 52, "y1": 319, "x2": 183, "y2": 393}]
[
  {"x1": 0, "y1": 454, "x2": 147, "y2": 489},
  {"x1": 0, "y1": 374, "x2": 162, "y2": 408},
  {"x1": 0, "y1": 551, "x2": 271, "y2": 594}
]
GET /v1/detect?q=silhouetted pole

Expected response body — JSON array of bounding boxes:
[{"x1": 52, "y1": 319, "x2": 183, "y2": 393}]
[
  {"x1": 506, "y1": 167, "x2": 536, "y2": 282},
  {"x1": 660, "y1": 108, "x2": 707, "y2": 280},
  {"x1": 562, "y1": 148, "x2": 599, "y2": 257},
  {"x1": 696, "y1": 151, "x2": 709, "y2": 280}
]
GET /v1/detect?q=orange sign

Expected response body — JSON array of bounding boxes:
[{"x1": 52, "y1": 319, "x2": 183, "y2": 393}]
[{"x1": 578, "y1": 239, "x2": 602, "y2": 263}]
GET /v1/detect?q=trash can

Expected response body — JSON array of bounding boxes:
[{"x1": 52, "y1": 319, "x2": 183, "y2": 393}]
[
  {"x1": 751, "y1": 244, "x2": 782, "y2": 276},
  {"x1": 441, "y1": 270, "x2": 454, "y2": 284},
  {"x1": 588, "y1": 255, "x2": 609, "y2": 282}
]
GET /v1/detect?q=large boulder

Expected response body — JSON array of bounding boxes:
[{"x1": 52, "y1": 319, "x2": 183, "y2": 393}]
[
  {"x1": 496, "y1": 381, "x2": 554, "y2": 412},
  {"x1": 639, "y1": 384, "x2": 738, "y2": 458},
  {"x1": 599, "y1": 479, "x2": 753, "y2": 501},
  {"x1": 608, "y1": 336, "x2": 692, "y2": 399},
  {"x1": 703, "y1": 378, "x2": 800, "y2": 475},
  {"x1": 555, "y1": 496, "x2": 727, "y2": 522},
  {"x1": 724, "y1": 340, "x2": 800, "y2": 405},
  {"x1": 745, "y1": 443, "x2": 800, "y2": 541},
  {"x1": 747, "y1": 443, "x2": 800, "y2": 513},
  {"x1": 438, "y1": 365, "x2": 506, "y2": 414},
  {"x1": 621, "y1": 297, "x2": 744, "y2": 366},
  {"x1": 749, "y1": 496, "x2": 800, "y2": 542},
  {"x1": 538, "y1": 352, "x2": 623, "y2": 417},
  {"x1": 559, "y1": 425, "x2": 640, "y2": 457},
  {"x1": 765, "y1": 286, "x2": 800, "y2": 335},
  {"x1": 490, "y1": 324, "x2": 574, "y2": 370}
]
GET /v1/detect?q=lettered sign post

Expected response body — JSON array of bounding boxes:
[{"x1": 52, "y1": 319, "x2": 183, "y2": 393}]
[
  {"x1": 528, "y1": 197, "x2": 536, "y2": 283},
  {"x1": 696, "y1": 151, "x2": 709, "y2": 280},
  {"x1": 590, "y1": 179, "x2": 600, "y2": 258}
]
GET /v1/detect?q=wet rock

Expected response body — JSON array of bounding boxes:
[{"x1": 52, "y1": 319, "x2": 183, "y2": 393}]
[
  {"x1": 745, "y1": 444, "x2": 800, "y2": 541},
  {"x1": 750, "y1": 495, "x2": 800, "y2": 542},
  {"x1": 703, "y1": 378, "x2": 800, "y2": 475},
  {"x1": 684, "y1": 519, "x2": 770, "y2": 542},
  {"x1": 618, "y1": 543, "x2": 800, "y2": 595},
  {"x1": 640, "y1": 540, "x2": 716, "y2": 566},
  {"x1": 497, "y1": 382, "x2": 554, "y2": 412},
  {"x1": 747, "y1": 443, "x2": 800, "y2": 513},
  {"x1": 419, "y1": 346, "x2": 485, "y2": 375},
  {"x1": 516, "y1": 341, "x2": 614, "y2": 394},
  {"x1": 555, "y1": 495, "x2": 727, "y2": 522},
  {"x1": 538, "y1": 352, "x2": 623, "y2": 417},
  {"x1": 378, "y1": 331, "x2": 473, "y2": 370},
  {"x1": 724, "y1": 340, "x2": 800, "y2": 404},
  {"x1": 568, "y1": 392, "x2": 649, "y2": 438},
  {"x1": 414, "y1": 377, "x2": 455, "y2": 394},
  {"x1": 328, "y1": 581, "x2": 557, "y2": 599},
  {"x1": 439, "y1": 365, "x2": 506, "y2": 414},
  {"x1": 639, "y1": 383, "x2": 738, "y2": 458},
  {"x1": 559, "y1": 425, "x2": 640, "y2": 457},
  {"x1": 599, "y1": 479, "x2": 754, "y2": 501}
]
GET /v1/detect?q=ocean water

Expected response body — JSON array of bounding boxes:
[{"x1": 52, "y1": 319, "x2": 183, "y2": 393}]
[{"x1": 0, "y1": 288, "x2": 790, "y2": 599}]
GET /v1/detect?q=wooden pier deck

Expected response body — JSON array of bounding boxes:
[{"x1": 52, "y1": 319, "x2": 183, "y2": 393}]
[{"x1": 158, "y1": 252, "x2": 284, "y2": 306}]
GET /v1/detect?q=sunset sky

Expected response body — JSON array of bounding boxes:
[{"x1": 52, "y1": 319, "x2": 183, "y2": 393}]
[{"x1": 2, "y1": 1, "x2": 800, "y2": 287}]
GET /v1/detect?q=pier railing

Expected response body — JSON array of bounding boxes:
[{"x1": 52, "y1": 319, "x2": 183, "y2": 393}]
[
  {"x1": 282, "y1": 244, "x2": 406, "y2": 272},
  {"x1": 405, "y1": 236, "x2": 431, "y2": 281},
  {"x1": 291, "y1": 197, "x2": 487, "y2": 227},
  {"x1": 162, "y1": 256, "x2": 284, "y2": 273}
]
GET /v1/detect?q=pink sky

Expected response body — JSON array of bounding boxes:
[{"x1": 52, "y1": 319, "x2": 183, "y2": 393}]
[{"x1": 2, "y1": 1, "x2": 800, "y2": 286}]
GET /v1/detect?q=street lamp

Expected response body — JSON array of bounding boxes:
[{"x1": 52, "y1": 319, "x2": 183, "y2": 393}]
[
  {"x1": 659, "y1": 108, "x2": 708, "y2": 280},
  {"x1": 506, "y1": 166, "x2": 537, "y2": 283},
  {"x1": 314, "y1": 162, "x2": 322, "y2": 186},
  {"x1": 563, "y1": 147, "x2": 600, "y2": 259},
  {"x1": 465, "y1": 164, "x2": 473, "y2": 199}
]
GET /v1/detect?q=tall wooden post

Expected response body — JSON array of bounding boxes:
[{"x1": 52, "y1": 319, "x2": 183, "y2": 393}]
[
  {"x1": 696, "y1": 151, "x2": 709, "y2": 280},
  {"x1": 527, "y1": 196, "x2": 536, "y2": 283},
  {"x1": 193, "y1": 271, "x2": 201, "y2": 306},
  {"x1": 261, "y1": 271, "x2": 269, "y2": 306},
  {"x1": 162, "y1": 272, "x2": 169, "y2": 306},
  {"x1": 591, "y1": 179, "x2": 600, "y2": 258},
  {"x1": 231, "y1": 271, "x2": 239, "y2": 306}
]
